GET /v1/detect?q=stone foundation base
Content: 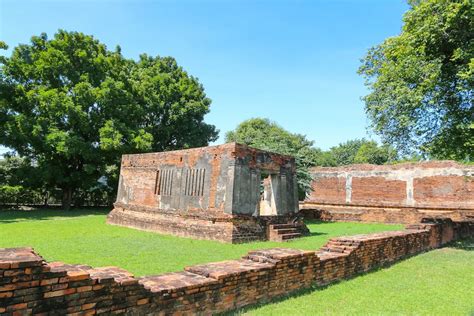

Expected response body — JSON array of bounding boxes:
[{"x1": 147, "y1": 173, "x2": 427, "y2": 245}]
[
  {"x1": 107, "y1": 204, "x2": 308, "y2": 243},
  {"x1": 300, "y1": 203, "x2": 474, "y2": 224}
]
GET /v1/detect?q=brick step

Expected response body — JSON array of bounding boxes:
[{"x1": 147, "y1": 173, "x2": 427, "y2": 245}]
[
  {"x1": 280, "y1": 233, "x2": 302, "y2": 241},
  {"x1": 268, "y1": 221, "x2": 309, "y2": 241},
  {"x1": 274, "y1": 228, "x2": 299, "y2": 234},
  {"x1": 269, "y1": 223, "x2": 297, "y2": 230}
]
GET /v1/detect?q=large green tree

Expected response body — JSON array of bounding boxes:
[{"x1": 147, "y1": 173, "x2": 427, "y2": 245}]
[
  {"x1": 0, "y1": 156, "x2": 45, "y2": 205},
  {"x1": 0, "y1": 30, "x2": 217, "y2": 208},
  {"x1": 225, "y1": 118, "x2": 320, "y2": 199},
  {"x1": 359, "y1": 0, "x2": 473, "y2": 160}
]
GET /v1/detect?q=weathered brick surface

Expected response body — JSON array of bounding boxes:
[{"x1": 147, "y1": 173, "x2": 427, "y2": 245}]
[
  {"x1": 310, "y1": 176, "x2": 346, "y2": 204},
  {"x1": 303, "y1": 161, "x2": 474, "y2": 224},
  {"x1": 108, "y1": 143, "x2": 304, "y2": 242},
  {"x1": 1, "y1": 220, "x2": 472, "y2": 315},
  {"x1": 414, "y1": 175, "x2": 474, "y2": 207},
  {"x1": 351, "y1": 177, "x2": 406, "y2": 204}
]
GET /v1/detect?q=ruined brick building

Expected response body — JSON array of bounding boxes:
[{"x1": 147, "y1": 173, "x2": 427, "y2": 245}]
[
  {"x1": 302, "y1": 161, "x2": 474, "y2": 224},
  {"x1": 107, "y1": 143, "x2": 308, "y2": 242}
]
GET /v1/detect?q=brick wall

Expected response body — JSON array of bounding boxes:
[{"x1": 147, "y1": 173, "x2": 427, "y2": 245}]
[
  {"x1": 303, "y1": 161, "x2": 474, "y2": 223},
  {"x1": 1, "y1": 220, "x2": 472, "y2": 315},
  {"x1": 109, "y1": 143, "x2": 301, "y2": 242}
]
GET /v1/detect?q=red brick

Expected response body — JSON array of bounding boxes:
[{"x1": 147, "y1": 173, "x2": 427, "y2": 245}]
[
  {"x1": 43, "y1": 288, "x2": 76, "y2": 298},
  {"x1": 77, "y1": 285, "x2": 92, "y2": 293},
  {"x1": 7, "y1": 303, "x2": 27, "y2": 311},
  {"x1": 81, "y1": 303, "x2": 96, "y2": 310},
  {"x1": 137, "y1": 298, "x2": 149, "y2": 305},
  {"x1": 40, "y1": 278, "x2": 58, "y2": 286},
  {"x1": 67, "y1": 271, "x2": 90, "y2": 281}
]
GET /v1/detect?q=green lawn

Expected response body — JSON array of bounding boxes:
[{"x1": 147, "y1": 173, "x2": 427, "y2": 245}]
[
  {"x1": 0, "y1": 208, "x2": 402, "y2": 276},
  {"x1": 239, "y1": 239, "x2": 474, "y2": 316},
  {"x1": 1, "y1": 209, "x2": 472, "y2": 314}
]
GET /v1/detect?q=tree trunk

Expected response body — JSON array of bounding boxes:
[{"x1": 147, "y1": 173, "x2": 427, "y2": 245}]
[
  {"x1": 62, "y1": 187, "x2": 73, "y2": 210},
  {"x1": 43, "y1": 191, "x2": 49, "y2": 207}
]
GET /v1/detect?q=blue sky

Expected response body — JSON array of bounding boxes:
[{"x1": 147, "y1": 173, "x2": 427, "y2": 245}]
[{"x1": 0, "y1": 0, "x2": 408, "y2": 156}]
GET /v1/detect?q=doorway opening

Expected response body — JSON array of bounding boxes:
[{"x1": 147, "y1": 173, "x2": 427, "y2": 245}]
[{"x1": 259, "y1": 172, "x2": 279, "y2": 216}]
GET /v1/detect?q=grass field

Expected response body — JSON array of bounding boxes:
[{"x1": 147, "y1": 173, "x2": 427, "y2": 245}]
[
  {"x1": 240, "y1": 239, "x2": 474, "y2": 315},
  {"x1": 0, "y1": 208, "x2": 402, "y2": 276}
]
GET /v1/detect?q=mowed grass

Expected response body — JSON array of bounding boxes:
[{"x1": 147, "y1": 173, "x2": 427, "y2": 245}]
[
  {"x1": 239, "y1": 239, "x2": 474, "y2": 316},
  {"x1": 0, "y1": 208, "x2": 402, "y2": 276}
]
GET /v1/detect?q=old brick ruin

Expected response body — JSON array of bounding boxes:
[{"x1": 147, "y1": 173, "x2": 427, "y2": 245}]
[
  {"x1": 3, "y1": 147, "x2": 474, "y2": 314},
  {"x1": 302, "y1": 161, "x2": 474, "y2": 224},
  {"x1": 0, "y1": 219, "x2": 472, "y2": 315},
  {"x1": 107, "y1": 143, "x2": 308, "y2": 242}
]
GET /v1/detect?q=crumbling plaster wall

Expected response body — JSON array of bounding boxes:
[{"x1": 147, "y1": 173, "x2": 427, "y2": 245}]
[
  {"x1": 307, "y1": 161, "x2": 474, "y2": 209},
  {"x1": 303, "y1": 161, "x2": 474, "y2": 223},
  {"x1": 116, "y1": 143, "x2": 299, "y2": 217},
  {"x1": 116, "y1": 143, "x2": 236, "y2": 215}
]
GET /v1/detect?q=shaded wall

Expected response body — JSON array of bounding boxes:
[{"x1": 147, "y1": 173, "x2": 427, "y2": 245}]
[{"x1": 232, "y1": 144, "x2": 299, "y2": 216}]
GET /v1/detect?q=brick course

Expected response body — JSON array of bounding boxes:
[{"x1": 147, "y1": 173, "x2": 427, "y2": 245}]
[{"x1": 1, "y1": 220, "x2": 472, "y2": 315}]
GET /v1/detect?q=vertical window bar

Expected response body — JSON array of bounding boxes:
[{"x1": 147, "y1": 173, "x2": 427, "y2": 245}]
[
  {"x1": 160, "y1": 169, "x2": 165, "y2": 196},
  {"x1": 200, "y1": 169, "x2": 206, "y2": 196},
  {"x1": 155, "y1": 170, "x2": 160, "y2": 195},
  {"x1": 191, "y1": 169, "x2": 195, "y2": 196},
  {"x1": 168, "y1": 170, "x2": 172, "y2": 195},
  {"x1": 165, "y1": 170, "x2": 170, "y2": 195},
  {"x1": 185, "y1": 169, "x2": 190, "y2": 196}
]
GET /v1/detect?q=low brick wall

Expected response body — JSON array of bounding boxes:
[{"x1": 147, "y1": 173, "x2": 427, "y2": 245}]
[
  {"x1": 1, "y1": 220, "x2": 472, "y2": 315},
  {"x1": 303, "y1": 161, "x2": 474, "y2": 224}
]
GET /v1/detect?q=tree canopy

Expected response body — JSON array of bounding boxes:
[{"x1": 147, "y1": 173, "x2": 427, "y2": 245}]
[
  {"x1": 329, "y1": 139, "x2": 397, "y2": 165},
  {"x1": 225, "y1": 118, "x2": 318, "y2": 199},
  {"x1": 0, "y1": 30, "x2": 217, "y2": 208},
  {"x1": 359, "y1": 0, "x2": 473, "y2": 161}
]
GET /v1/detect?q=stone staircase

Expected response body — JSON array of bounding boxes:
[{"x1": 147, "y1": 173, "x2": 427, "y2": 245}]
[{"x1": 268, "y1": 222, "x2": 309, "y2": 242}]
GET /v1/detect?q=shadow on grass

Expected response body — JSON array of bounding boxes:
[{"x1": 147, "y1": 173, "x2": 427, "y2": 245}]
[
  {"x1": 0, "y1": 208, "x2": 110, "y2": 223},
  {"x1": 304, "y1": 220, "x2": 337, "y2": 226},
  {"x1": 307, "y1": 231, "x2": 327, "y2": 237},
  {"x1": 447, "y1": 238, "x2": 474, "y2": 251},
  {"x1": 305, "y1": 220, "x2": 402, "y2": 226}
]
